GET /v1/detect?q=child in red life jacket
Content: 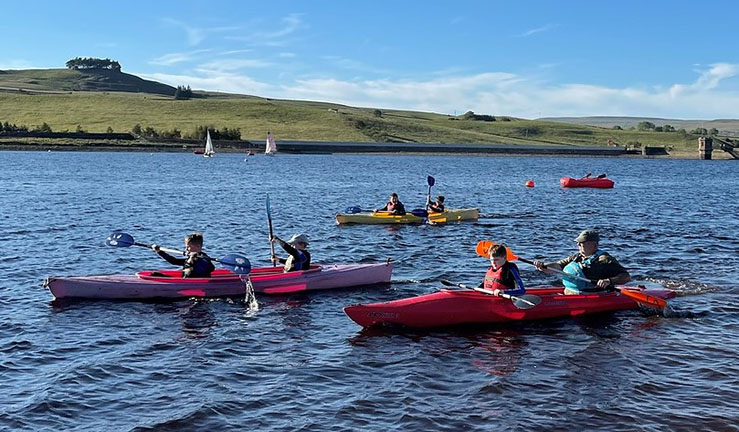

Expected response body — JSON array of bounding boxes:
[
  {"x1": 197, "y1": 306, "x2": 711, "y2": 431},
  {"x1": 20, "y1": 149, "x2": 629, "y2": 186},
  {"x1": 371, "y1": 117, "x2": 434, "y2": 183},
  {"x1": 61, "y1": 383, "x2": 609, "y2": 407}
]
[
  {"x1": 479, "y1": 244, "x2": 525, "y2": 296},
  {"x1": 376, "y1": 193, "x2": 406, "y2": 215}
]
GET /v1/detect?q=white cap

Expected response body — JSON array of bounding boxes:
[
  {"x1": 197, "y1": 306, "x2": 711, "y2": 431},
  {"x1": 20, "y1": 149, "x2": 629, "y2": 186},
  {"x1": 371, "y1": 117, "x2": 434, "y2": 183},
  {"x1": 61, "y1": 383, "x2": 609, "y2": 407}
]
[{"x1": 288, "y1": 233, "x2": 309, "y2": 245}]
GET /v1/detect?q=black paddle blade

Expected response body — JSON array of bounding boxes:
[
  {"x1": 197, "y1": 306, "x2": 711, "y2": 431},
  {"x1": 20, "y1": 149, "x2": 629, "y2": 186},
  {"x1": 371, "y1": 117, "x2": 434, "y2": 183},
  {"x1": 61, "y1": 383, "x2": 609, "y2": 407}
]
[
  {"x1": 427, "y1": 175, "x2": 435, "y2": 187},
  {"x1": 105, "y1": 232, "x2": 135, "y2": 248},
  {"x1": 344, "y1": 206, "x2": 362, "y2": 214},
  {"x1": 219, "y1": 254, "x2": 251, "y2": 275},
  {"x1": 511, "y1": 294, "x2": 542, "y2": 309},
  {"x1": 411, "y1": 208, "x2": 428, "y2": 217}
]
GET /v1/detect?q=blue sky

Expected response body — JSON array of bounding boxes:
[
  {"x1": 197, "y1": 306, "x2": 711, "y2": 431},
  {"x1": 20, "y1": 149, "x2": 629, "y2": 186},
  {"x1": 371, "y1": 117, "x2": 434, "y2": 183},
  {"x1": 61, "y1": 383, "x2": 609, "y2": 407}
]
[{"x1": 3, "y1": 0, "x2": 739, "y2": 119}]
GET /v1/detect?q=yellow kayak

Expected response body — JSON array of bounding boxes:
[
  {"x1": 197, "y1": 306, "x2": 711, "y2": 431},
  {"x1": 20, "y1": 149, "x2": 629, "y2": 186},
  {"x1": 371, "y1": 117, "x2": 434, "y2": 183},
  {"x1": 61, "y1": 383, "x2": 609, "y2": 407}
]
[{"x1": 335, "y1": 208, "x2": 479, "y2": 225}]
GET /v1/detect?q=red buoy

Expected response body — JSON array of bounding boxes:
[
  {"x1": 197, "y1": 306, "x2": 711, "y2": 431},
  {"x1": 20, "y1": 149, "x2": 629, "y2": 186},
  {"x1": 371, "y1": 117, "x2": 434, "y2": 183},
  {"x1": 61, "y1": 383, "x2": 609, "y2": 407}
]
[{"x1": 525, "y1": 180, "x2": 535, "y2": 187}]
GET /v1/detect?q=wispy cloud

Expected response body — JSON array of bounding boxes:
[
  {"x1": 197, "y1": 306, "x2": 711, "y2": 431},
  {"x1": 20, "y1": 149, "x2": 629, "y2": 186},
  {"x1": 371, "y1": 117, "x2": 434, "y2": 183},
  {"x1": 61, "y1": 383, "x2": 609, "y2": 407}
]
[
  {"x1": 197, "y1": 58, "x2": 273, "y2": 73},
  {"x1": 321, "y1": 56, "x2": 390, "y2": 75},
  {"x1": 137, "y1": 71, "x2": 273, "y2": 96},
  {"x1": 137, "y1": 63, "x2": 739, "y2": 118},
  {"x1": 161, "y1": 18, "x2": 243, "y2": 46},
  {"x1": 517, "y1": 23, "x2": 557, "y2": 38},
  {"x1": 162, "y1": 18, "x2": 206, "y2": 45},
  {"x1": 669, "y1": 63, "x2": 739, "y2": 96},
  {"x1": 225, "y1": 13, "x2": 305, "y2": 47},
  {"x1": 258, "y1": 13, "x2": 303, "y2": 40},
  {"x1": 150, "y1": 49, "x2": 213, "y2": 66}
]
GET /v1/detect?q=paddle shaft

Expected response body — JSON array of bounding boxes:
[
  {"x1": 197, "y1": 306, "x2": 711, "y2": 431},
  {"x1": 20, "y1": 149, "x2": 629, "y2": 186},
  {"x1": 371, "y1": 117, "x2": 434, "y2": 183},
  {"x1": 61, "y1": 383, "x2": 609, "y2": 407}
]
[
  {"x1": 266, "y1": 195, "x2": 277, "y2": 264},
  {"x1": 136, "y1": 241, "x2": 232, "y2": 265},
  {"x1": 133, "y1": 242, "x2": 184, "y2": 256},
  {"x1": 442, "y1": 280, "x2": 538, "y2": 307},
  {"x1": 425, "y1": 175, "x2": 434, "y2": 211}
]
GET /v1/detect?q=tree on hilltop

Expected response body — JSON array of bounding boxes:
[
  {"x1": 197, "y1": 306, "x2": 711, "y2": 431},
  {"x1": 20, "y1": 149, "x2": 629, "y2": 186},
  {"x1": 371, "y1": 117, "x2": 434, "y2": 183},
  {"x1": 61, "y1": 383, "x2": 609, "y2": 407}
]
[
  {"x1": 174, "y1": 85, "x2": 193, "y2": 100},
  {"x1": 65, "y1": 57, "x2": 122, "y2": 71}
]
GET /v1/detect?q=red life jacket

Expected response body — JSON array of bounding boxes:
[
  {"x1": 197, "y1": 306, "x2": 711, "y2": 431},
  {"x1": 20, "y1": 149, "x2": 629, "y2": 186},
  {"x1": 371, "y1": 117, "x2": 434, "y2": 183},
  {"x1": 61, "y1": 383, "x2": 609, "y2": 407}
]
[
  {"x1": 483, "y1": 263, "x2": 515, "y2": 291},
  {"x1": 386, "y1": 201, "x2": 397, "y2": 212}
]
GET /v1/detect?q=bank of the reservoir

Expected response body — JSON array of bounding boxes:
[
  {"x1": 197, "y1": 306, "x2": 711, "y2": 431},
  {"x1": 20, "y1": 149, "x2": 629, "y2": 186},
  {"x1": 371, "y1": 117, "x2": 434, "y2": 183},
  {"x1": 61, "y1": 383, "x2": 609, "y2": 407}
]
[{"x1": 1, "y1": 138, "x2": 645, "y2": 156}]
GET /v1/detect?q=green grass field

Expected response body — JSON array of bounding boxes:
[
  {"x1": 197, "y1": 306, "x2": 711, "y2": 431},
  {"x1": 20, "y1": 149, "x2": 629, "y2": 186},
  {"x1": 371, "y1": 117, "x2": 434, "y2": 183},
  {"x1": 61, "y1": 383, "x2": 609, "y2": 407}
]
[{"x1": 0, "y1": 69, "x2": 705, "y2": 154}]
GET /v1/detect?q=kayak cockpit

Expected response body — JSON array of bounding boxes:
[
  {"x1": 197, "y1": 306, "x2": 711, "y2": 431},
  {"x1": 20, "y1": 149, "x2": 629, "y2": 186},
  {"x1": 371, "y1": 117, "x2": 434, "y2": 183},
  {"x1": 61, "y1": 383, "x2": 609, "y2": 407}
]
[{"x1": 136, "y1": 265, "x2": 323, "y2": 282}]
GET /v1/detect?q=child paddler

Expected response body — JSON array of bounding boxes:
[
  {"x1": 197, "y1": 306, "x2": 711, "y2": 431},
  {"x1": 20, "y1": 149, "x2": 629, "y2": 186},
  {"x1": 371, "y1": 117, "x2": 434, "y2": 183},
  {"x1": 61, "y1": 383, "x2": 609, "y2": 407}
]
[
  {"x1": 271, "y1": 233, "x2": 311, "y2": 272},
  {"x1": 376, "y1": 193, "x2": 406, "y2": 215},
  {"x1": 479, "y1": 244, "x2": 525, "y2": 297},
  {"x1": 427, "y1": 195, "x2": 445, "y2": 213},
  {"x1": 151, "y1": 232, "x2": 215, "y2": 278}
]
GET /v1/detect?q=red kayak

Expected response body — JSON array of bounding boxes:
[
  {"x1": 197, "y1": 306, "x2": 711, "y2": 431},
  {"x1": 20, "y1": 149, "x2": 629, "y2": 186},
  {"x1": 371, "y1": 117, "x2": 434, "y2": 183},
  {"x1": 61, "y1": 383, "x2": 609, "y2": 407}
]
[
  {"x1": 344, "y1": 286, "x2": 676, "y2": 328},
  {"x1": 560, "y1": 177, "x2": 614, "y2": 188}
]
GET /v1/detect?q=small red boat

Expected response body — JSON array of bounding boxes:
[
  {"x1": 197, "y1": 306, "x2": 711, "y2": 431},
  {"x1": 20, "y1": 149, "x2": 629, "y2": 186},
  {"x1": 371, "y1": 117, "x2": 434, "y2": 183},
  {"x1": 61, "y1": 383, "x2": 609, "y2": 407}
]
[
  {"x1": 344, "y1": 286, "x2": 675, "y2": 328},
  {"x1": 560, "y1": 176, "x2": 614, "y2": 188}
]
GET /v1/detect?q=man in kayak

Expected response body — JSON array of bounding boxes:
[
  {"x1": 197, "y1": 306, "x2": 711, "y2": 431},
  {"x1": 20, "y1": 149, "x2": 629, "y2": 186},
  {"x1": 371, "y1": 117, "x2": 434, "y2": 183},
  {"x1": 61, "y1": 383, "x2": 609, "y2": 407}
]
[
  {"x1": 583, "y1": 173, "x2": 607, "y2": 179},
  {"x1": 427, "y1": 195, "x2": 445, "y2": 213},
  {"x1": 533, "y1": 229, "x2": 631, "y2": 295},
  {"x1": 271, "y1": 233, "x2": 311, "y2": 272},
  {"x1": 479, "y1": 244, "x2": 525, "y2": 297},
  {"x1": 152, "y1": 232, "x2": 215, "y2": 278},
  {"x1": 376, "y1": 193, "x2": 406, "y2": 215}
]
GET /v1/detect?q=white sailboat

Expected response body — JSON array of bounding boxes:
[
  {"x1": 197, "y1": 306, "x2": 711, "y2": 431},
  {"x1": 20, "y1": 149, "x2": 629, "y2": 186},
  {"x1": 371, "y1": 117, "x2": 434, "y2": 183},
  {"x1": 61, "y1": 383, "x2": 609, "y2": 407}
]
[
  {"x1": 265, "y1": 131, "x2": 277, "y2": 156},
  {"x1": 203, "y1": 130, "x2": 215, "y2": 157}
]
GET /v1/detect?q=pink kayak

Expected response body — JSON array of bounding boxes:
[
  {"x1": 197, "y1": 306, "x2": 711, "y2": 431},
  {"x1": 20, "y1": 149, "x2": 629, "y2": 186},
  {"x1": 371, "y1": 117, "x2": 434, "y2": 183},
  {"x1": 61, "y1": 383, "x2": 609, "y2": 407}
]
[
  {"x1": 344, "y1": 286, "x2": 676, "y2": 328},
  {"x1": 44, "y1": 263, "x2": 393, "y2": 299}
]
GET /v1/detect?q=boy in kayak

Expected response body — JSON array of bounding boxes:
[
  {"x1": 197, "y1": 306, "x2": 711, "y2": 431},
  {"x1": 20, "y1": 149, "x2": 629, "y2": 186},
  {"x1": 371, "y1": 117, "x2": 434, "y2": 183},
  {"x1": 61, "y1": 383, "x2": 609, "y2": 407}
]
[
  {"x1": 533, "y1": 229, "x2": 631, "y2": 294},
  {"x1": 376, "y1": 193, "x2": 406, "y2": 215},
  {"x1": 427, "y1": 195, "x2": 445, "y2": 213},
  {"x1": 271, "y1": 233, "x2": 311, "y2": 272},
  {"x1": 152, "y1": 232, "x2": 215, "y2": 278},
  {"x1": 479, "y1": 244, "x2": 525, "y2": 297}
]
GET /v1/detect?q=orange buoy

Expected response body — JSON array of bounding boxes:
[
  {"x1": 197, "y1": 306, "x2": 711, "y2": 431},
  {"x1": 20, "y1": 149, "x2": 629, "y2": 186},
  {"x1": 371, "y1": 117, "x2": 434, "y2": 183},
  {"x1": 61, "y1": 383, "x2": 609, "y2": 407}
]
[{"x1": 525, "y1": 180, "x2": 535, "y2": 187}]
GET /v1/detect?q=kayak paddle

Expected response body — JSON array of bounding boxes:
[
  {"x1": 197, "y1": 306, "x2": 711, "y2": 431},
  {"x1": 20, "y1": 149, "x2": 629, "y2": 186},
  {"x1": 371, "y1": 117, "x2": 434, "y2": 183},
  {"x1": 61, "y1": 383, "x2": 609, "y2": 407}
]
[
  {"x1": 105, "y1": 231, "x2": 252, "y2": 275},
  {"x1": 425, "y1": 175, "x2": 435, "y2": 211},
  {"x1": 475, "y1": 239, "x2": 669, "y2": 311},
  {"x1": 440, "y1": 279, "x2": 541, "y2": 309},
  {"x1": 371, "y1": 208, "x2": 430, "y2": 218},
  {"x1": 266, "y1": 194, "x2": 277, "y2": 265}
]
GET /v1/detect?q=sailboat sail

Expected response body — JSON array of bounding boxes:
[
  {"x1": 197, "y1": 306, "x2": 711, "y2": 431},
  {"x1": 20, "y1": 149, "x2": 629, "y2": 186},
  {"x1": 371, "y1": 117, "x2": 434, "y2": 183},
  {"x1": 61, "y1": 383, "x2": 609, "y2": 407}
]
[
  {"x1": 204, "y1": 130, "x2": 215, "y2": 157},
  {"x1": 265, "y1": 131, "x2": 277, "y2": 155}
]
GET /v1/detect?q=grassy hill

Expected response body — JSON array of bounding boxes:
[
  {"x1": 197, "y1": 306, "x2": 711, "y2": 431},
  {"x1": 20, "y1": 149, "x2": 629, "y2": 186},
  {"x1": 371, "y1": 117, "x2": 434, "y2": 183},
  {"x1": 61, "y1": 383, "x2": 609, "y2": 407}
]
[
  {"x1": 540, "y1": 116, "x2": 739, "y2": 135},
  {"x1": 0, "y1": 68, "x2": 719, "y2": 156},
  {"x1": 0, "y1": 68, "x2": 175, "y2": 95}
]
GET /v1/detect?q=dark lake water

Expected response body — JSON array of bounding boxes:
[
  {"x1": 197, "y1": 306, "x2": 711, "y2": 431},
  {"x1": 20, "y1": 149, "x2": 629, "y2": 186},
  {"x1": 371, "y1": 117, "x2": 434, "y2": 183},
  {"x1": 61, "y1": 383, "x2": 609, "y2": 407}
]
[{"x1": 2, "y1": 151, "x2": 738, "y2": 431}]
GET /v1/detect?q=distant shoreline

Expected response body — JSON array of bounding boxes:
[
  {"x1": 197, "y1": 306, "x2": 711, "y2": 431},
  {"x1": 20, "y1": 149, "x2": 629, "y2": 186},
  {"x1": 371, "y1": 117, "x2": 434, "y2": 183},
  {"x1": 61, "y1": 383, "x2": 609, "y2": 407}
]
[{"x1": 0, "y1": 138, "x2": 727, "y2": 159}]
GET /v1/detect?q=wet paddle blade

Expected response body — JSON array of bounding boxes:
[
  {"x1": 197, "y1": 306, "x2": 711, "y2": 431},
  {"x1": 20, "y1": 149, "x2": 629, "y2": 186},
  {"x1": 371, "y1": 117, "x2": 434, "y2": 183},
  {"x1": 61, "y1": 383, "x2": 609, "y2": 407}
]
[
  {"x1": 510, "y1": 294, "x2": 542, "y2": 309},
  {"x1": 619, "y1": 288, "x2": 667, "y2": 310},
  {"x1": 219, "y1": 254, "x2": 251, "y2": 275},
  {"x1": 475, "y1": 239, "x2": 519, "y2": 261},
  {"x1": 427, "y1": 176, "x2": 435, "y2": 187},
  {"x1": 411, "y1": 208, "x2": 428, "y2": 217},
  {"x1": 475, "y1": 240, "x2": 493, "y2": 257},
  {"x1": 105, "y1": 232, "x2": 135, "y2": 248}
]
